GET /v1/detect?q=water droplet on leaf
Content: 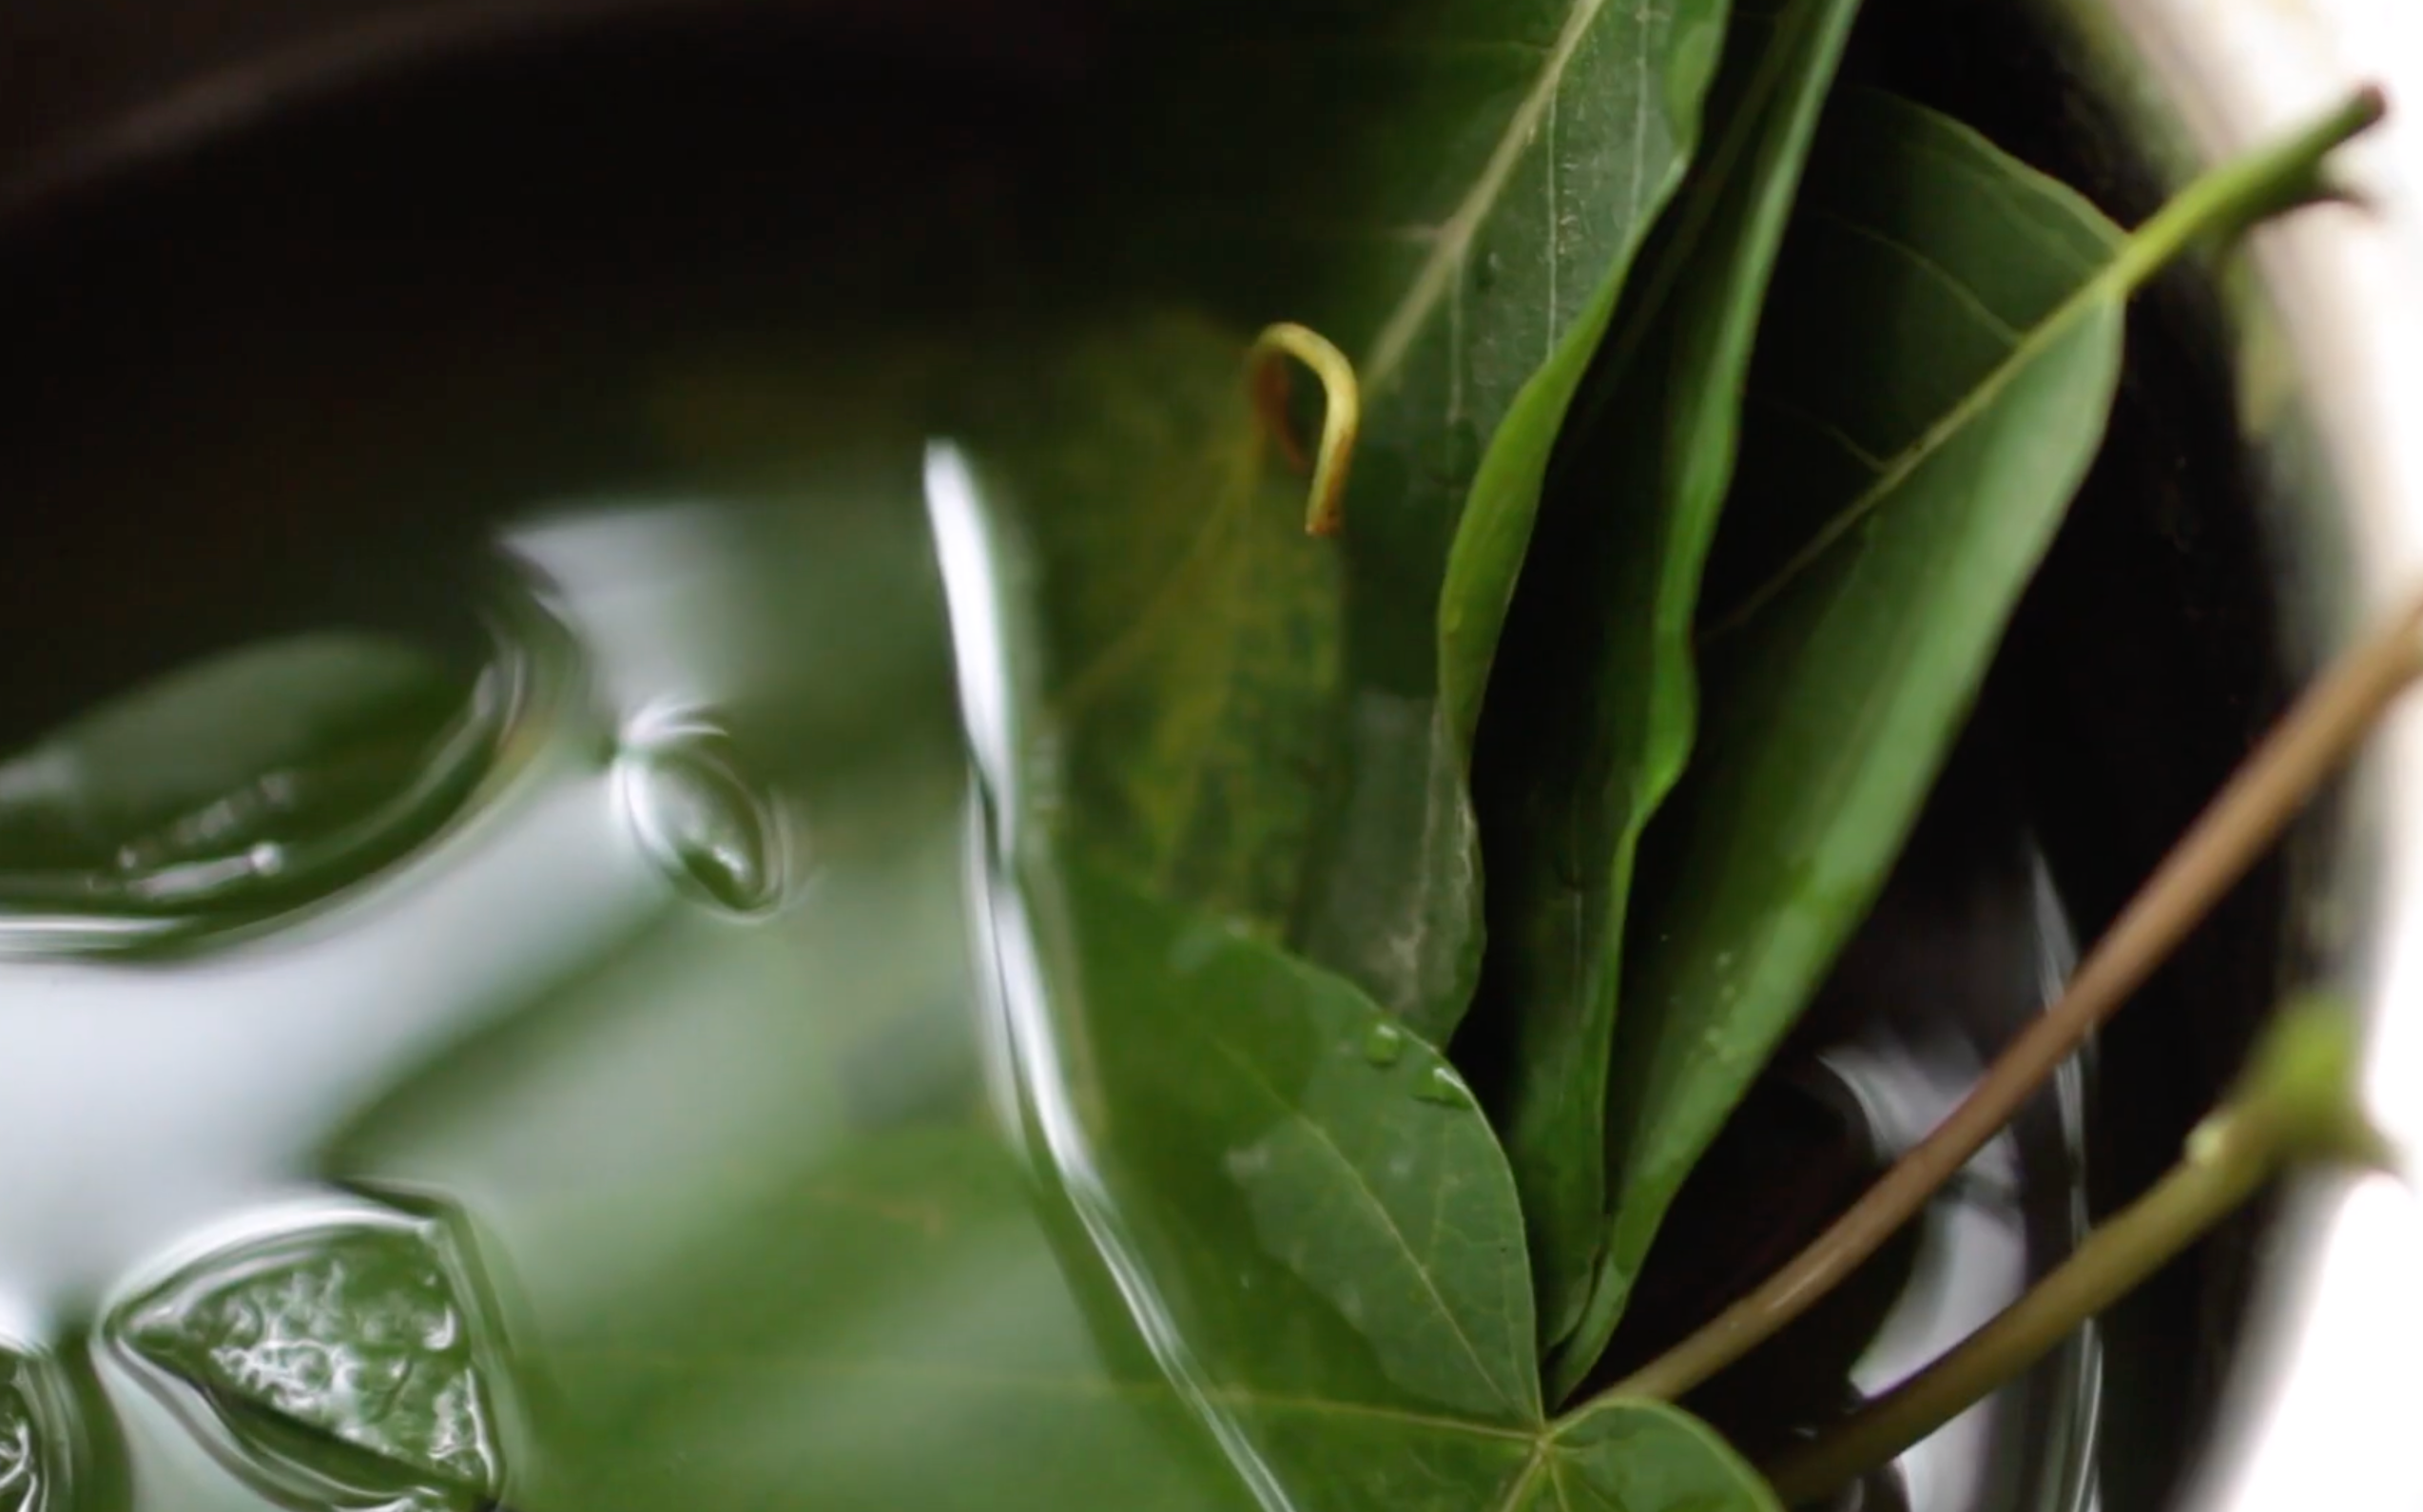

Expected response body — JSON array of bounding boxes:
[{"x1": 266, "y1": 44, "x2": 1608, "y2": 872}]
[
  {"x1": 1415, "y1": 1066, "x2": 1468, "y2": 1107},
  {"x1": 618, "y1": 729, "x2": 787, "y2": 915},
  {"x1": 111, "y1": 1213, "x2": 508, "y2": 1512},
  {"x1": 1361, "y1": 1024, "x2": 1405, "y2": 1068}
]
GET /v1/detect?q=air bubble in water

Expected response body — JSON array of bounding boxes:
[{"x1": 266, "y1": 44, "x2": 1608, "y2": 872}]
[
  {"x1": 617, "y1": 727, "x2": 787, "y2": 915},
  {"x1": 111, "y1": 1212, "x2": 506, "y2": 1512}
]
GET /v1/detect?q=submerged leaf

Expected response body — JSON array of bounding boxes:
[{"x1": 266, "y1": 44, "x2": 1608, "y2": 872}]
[
  {"x1": 1555, "y1": 90, "x2": 2129, "y2": 1382},
  {"x1": 1513, "y1": 1400, "x2": 1783, "y2": 1512},
  {"x1": 953, "y1": 313, "x2": 1345, "y2": 940},
  {"x1": 1085, "y1": 0, "x2": 1735, "y2": 1037},
  {"x1": 295, "y1": 430, "x2": 1780, "y2": 1509},
  {"x1": 1458, "y1": 0, "x2": 1863, "y2": 1363},
  {"x1": 112, "y1": 1213, "x2": 507, "y2": 1512}
]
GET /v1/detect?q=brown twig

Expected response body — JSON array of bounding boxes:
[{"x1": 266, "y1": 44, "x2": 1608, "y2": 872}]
[{"x1": 1608, "y1": 590, "x2": 2423, "y2": 1405}]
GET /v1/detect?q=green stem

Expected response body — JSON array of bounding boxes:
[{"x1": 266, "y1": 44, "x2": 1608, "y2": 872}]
[
  {"x1": 1605, "y1": 588, "x2": 2423, "y2": 1406},
  {"x1": 1768, "y1": 1138, "x2": 2268, "y2": 1503},
  {"x1": 1703, "y1": 86, "x2": 2385, "y2": 644},
  {"x1": 1247, "y1": 322, "x2": 1362, "y2": 537},
  {"x1": 1766, "y1": 1008, "x2": 2384, "y2": 1504},
  {"x1": 2107, "y1": 85, "x2": 2386, "y2": 296}
]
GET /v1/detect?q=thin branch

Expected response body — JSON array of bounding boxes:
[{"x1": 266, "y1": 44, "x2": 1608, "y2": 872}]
[
  {"x1": 1766, "y1": 1006, "x2": 2385, "y2": 1502},
  {"x1": 1605, "y1": 589, "x2": 2423, "y2": 1405}
]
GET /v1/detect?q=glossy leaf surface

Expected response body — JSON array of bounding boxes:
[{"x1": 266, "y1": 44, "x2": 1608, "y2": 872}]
[
  {"x1": 1559, "y1": 90, "x2": 2129, "y2": 1380},
  {"x1": 1457, "y1": 0, "x2": 1863, "y2": 1362}
]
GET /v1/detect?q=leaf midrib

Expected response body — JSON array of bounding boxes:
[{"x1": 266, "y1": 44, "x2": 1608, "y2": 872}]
[
  {"x1": 1363, "y1": 0, "x2": 1612, "y2": 390},
  {"x1": 1200, "y1": 1030, "x2": 1539, "y2": 1424},
  {"x1": 1700, "y1": 168, "x2": 2121, "y2": 637}
]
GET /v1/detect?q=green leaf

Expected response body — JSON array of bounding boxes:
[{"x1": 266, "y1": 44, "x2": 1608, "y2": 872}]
[
  {"x1": 1455, "y1": 0, "x2": 1862, "y2": 1360},
  {"x1": 325, "y1": 743, "x2": 1771, "y2": 1509},
  {"x1": 1043, "y1": 855, "x2": 1543, "y2": 1430},
  {"x1": 1551, "y1": 90, "x2": 2129, "y2": 1386},
  {"x1": 113, "y1": 1213, "x2": 507, "y2": 1512},
  {"x1": 950, "y1": 313, "x2": 1347, "y2": 940},
  {"x1": 1512, "y1": 1400, "x2": 1783, "y2": 1512},
  {"x1": 1078, "y1": 0, "x2": 1734, "y2": 1039}
]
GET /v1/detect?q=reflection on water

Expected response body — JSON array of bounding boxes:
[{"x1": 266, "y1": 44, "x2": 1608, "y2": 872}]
[
  {"x1": 0, "y1": 630, "x2": 530, "y2": 955},
  {"x1": 1827, "y1": 849, "x2": 2097, "y2": 1512}
]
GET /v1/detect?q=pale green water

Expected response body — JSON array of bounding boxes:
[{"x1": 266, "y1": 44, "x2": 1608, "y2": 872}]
[{"x1": 0, "y1": 34, "x2": 1214, "y2": 1506}]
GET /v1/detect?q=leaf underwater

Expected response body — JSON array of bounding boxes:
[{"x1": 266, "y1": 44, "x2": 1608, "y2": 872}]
[
  {"x1": 114, "y1": 1216, "x2": 506, "y2": 1512},
  {"x1": 1457, "y1": 0, "x2": 1865, "y2": 1360},
  {"x1": 948, "y1": 312, "x2": 1347, "y2": 941},
  {"x1": 1551, "y1": 89, "x2": 2131, "y2": 1389},
  {"x1": 304, "y1": 440, "x2": 1775, "y2": 1512},
  {"x1": 1077, "y1": 0, "x2": 1735, "y2": 1039},
  {"x1": 324, "y1": 819, "x2": 1773, "y2": 1509}
]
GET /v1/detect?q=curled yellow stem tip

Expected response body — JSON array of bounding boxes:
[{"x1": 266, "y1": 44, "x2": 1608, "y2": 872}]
[{"x1": 1248, "y1": 321, "x2": 1361, "y2": 537}]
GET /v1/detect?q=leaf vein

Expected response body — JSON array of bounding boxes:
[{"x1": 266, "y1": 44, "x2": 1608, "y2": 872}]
[
  {"x1": 1487, "y1": 1443, "x2": 1554, "y2": 1512},
  {"x1": 1365, "y1": 0, "x2": 1614, "y2": 389},
  {"x1": 1054, "y1": 444, "x2": 1252, "y2": 719},
  {"x1": 1705, "y1": 214, "x2": 2123, "y2": 635},
  {"x1": 1743, "y1": 388, "x2": 1890, "y2": 474},
  {"x1": 1549, "y1": 1450, "x2": 1580, "y2": 1512},
  {"x1": 1802, "y1": 204, "x2": 2026, "y2": 343},
  {"x1": 1202, "y1": 1031, "x2": 1533, "y2": 1422}
]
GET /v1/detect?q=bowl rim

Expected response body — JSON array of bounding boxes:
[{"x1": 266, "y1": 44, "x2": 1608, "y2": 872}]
[{"x1": 2067, "y1": 1, "x2": 2423, "y2": 1506}]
